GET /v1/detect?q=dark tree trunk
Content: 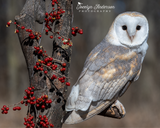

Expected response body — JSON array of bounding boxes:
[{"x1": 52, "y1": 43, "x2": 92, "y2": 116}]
[{"x1": 15, "y1": 0, "x2": 73, "y2": 127}]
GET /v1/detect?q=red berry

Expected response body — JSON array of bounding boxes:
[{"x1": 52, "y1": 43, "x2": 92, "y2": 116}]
[
  {"x1": 24, "y1": 118, "x2": 27, "y2": 122},
  {"x1": 61, "y1": 68, "x2": 66, "y2": 72},
  {"x1": 40, "y1": 121, "x2": 43, "y2": 125},
  {"x1": 53, "y1": 11, "x2": 57, "y2": 16},
  {"x1": 31, "y1": 91, "x2": 34, "y2": 95},
  {"x1": 28, "y1": 29, "x2": 32, "y2": 32},
  {"x1": 48, "y1": 99, "x2": 52, "y2": 104},
  {"x1": 75, "y1": 27, "x2": 79, "y2": 30},
  {"x1": 41, "y1": 105, "x2": 45, "y2": 109},
  {"x1": 50, "y1": 35, "x2": 53, "y2": 39},
  {"x1": 17, "y1": 106, "x2": 21, "y2": 110},
  {"x1": 54, "y1": 65, "x2": 57, "y2": 68},
  {"x1": 36, "y1": 62, "x2": 39, "y2": 66},
  {"x1": 27, "y1": 91, "x2": 31, "y2": 95},
  {"x1": 34, "y1": 66, "x2": 37, "y2": 70},
  {"x1": 28, "y1": 87, "x2": 32, "y2": 91},
  {"x1": 29, "y1": 33, "x2": 35, "y2": 39},
  {"x1": 36, "y1": 104, "x2": 40, "y2": 108},
  {"x1": 36, "y1": 47, "x2": 40, "y2": 51},
  {"x1": 43, "y1": 115, "x2": 47, "y2": 119},
  {"x1": 6, "y1": 107, "x2": 9, "y2": 111},
  {"x1": 1, "y1": 108, "x2": 4, "y2": 111},
  {"x1": 45, "y1": 12, "x2": 49, "y2": 16},
  {"x1": 45, "y1": 29, "x2": 49, "y2": 33},
  {"x1": 7, "y1": 22, "x2": 11, "y2": 26},
  {"x1": 27, "y1": 100, "x2": 31, "y2": 103},
  {"x1": 26, "y1": 123, "x2": 30, "y2": 127},
  {"x1": 78, "y1": 29, "x2": 83, "y2": 34},
  {"x1": 62, "y1": 63, "x2": 66, "y2": 67},
  {"x1": 30, "y1": 97, "x2": 34, "y2": 101},
  {"x1": 44, "y1": 70, "x2": 48, "y2": 74},
  {"x1": 47, "y1": 63, "x2": 51, "y2": 66},
  {"x1": 39, "y1": 115, "x2": 42, "y2": 118},
  {"x1": 56, "y1": 15, "x2": 61, "y2": 19},
  {"x1": 4, "y1": 111, "x2": 8, "y2": 114},
  {"x1": 16, "y1": 29, "x2": 19, "y2": 33},
  {"x1": 60, "y1": 80, "x2": 64, "y2": 83},
  {"x1": 72, "y1": 31, "x2": 76, "y2": 36},
  {"x1": 13, "y1": 107, "x2": 16, "y2": 111},
  {"x1": 50, "y1": 124, "x2": 54, "y2": 127},
  {"x1": 21, "y1": 100, "x2": 24, "y2": 104},
  {"x1": 52, "y1": 2, "x2": 55, "y2": 6},
  {"x1": 42, "y1": 123, "x2": 46, "y2": 127},
  {"x1": 51, "y1": 74, "x2": 57, "y2": 80},
  {"x1": 49, "y1": 58, "x2": 53, "y2": 61},
  {"x1": 44, "y1": 95, "x2": 48, "y2": 99},
  {"x1": 21, "y1": 26, "x2": 25, "y2": 29},
  {"x1": 23, "y1": 96, "x2": 27, "y2": 99},
  {"x1": 40, "y1": 61, "x2": 43, "y2": 64},
  {"x1": 31, "y1": 123, "x2": 35, "y2": 127},
  {"x1": 3, "y1": 105, "x2": 6, "y2": 108},
  {"x1": 66, "y1": 82, "x2": 70, "y2": 86}
]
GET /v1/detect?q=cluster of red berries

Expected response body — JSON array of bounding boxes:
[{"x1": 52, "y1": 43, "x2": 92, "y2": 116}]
[
  {"x1": 22, "y1": 86, "x2": 53, "y2": 110},
  {"x1": 37, "y1": 115, "x2": 54, "y2": 128},
  {"x1": 35, "y1": 95, "x2": 52, "y2": 109},
  {"x1": 71, "y1": 27, "x2": 83, "y2": 36},
  {"x1": 1, "y1": 105, "x2": 9, "y2": 114},
  {"x1": 22, "y1": 87, "x2": 36, "y2": 106},
  {"x1": 23, "y1": 114, "x2": 54, "y2": 128},
  {"x1": 45, "y1": 0, "x2": 65, "y2": 39},
  {"x1": 62, "y1": 38, "x2": 73, "y2": 47},
  {"x1": 13, "y1": 106, "x2": 21, "y2": 111},
  {"x1": 7, "y1": 20, "x2": 42, "y2": 40},
  {"x1": 5, "y1": 0, "x2": 83, "y2": 127},
  {"x1": 23, "y1": 115, "x2": 35, "y2": 128},
  {"x1": 33, "y1": 46, "x2": 71, "y2": 86}
]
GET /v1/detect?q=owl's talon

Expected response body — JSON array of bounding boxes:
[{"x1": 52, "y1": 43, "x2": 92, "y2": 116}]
[{"x1": 98, "y1": 100, "x2": 126, "y2": 119}]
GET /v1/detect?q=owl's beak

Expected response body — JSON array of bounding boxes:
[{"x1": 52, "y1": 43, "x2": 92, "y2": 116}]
[
  {"x1": 129, "y1": 35, "x2": 135, "y2": 42},
  {"x1": 127, "y1": 31, "x2": 135, "y2": 43}
]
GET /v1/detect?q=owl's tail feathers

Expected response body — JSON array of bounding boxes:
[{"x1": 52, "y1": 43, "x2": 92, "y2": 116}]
[
  {"x1": 63, "y1": 110, "x2": 82, "y2": 124},
  {"x1": 65, "y1": 84, "x2": 79, "y2": 111}
]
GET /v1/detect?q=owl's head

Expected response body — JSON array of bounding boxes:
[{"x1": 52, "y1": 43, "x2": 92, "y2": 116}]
[{"x1": 109, "y1": 12, "x2": 149, "y2": 48}]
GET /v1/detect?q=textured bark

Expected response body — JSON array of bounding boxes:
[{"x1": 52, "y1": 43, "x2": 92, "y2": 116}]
[{"x1": 15, "y1": 0, "x2": 73, "y2": 127}]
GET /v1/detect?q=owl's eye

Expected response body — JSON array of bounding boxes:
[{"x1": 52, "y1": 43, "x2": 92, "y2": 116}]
[
  {"x1": 122, "y1": 25, "x2": 127, "y2": 30},
  {"x1": 136, "y1": 25, "x2": 141, "y2": 30}
]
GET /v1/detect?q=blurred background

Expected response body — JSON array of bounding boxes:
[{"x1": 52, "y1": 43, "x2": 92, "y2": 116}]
[{"x1": 0, "y1": 0, "x2": 160, "y2": 127}]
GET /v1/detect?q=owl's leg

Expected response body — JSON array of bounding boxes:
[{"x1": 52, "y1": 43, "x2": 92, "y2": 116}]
[{"x1": 98, "y1": 100, "x2": 126, "y2": 119}]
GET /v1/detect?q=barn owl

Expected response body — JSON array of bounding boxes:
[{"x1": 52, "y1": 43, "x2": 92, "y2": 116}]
[{"x1": 65, "y1": 12, "x2": 149, "y2": 124}]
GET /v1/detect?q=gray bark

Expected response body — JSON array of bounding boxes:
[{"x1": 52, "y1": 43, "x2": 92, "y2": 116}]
[{"x1": 15, "y1": 0, "x2": 73, "y2": 127}]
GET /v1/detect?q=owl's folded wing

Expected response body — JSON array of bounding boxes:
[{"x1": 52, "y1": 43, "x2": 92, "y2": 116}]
[{"x1": 65, "y1": 44, "x2": 142, "y2": 124}]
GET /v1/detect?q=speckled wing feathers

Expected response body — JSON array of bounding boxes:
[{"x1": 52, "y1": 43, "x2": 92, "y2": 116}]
[{"x1": 65, "y1": 41, "x2": 142, "y2": 124}]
